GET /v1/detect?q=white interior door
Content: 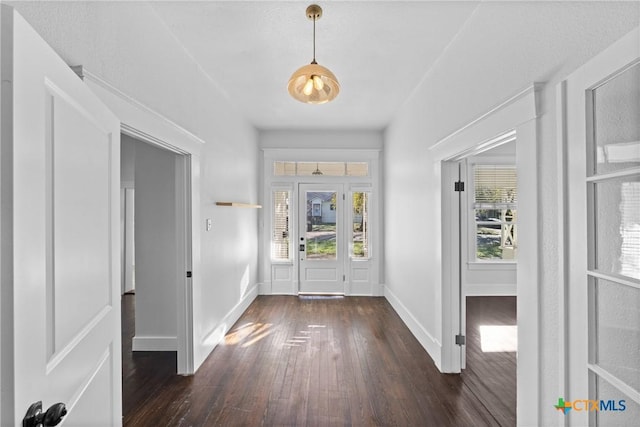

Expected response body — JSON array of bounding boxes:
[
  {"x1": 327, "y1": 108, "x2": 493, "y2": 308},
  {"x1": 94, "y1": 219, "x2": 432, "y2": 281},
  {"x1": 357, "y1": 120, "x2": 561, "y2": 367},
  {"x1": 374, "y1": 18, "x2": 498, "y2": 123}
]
[
  {"x1": 1, "y1": 6, "x2": 122, "y2": 425},
  {"x1": 298, "y1": 183, "x2": 344, "y2": 294},
  {"x1": 565, "y1": 28, "x2": 639, "y2": 426}
]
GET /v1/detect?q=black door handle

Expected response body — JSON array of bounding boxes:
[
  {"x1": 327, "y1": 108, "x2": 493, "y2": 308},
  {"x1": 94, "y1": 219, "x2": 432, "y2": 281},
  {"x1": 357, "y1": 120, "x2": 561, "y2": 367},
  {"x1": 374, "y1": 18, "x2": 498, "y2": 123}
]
[{"x1": 23, "y1": 401, "x2": 67, "y2": 427}]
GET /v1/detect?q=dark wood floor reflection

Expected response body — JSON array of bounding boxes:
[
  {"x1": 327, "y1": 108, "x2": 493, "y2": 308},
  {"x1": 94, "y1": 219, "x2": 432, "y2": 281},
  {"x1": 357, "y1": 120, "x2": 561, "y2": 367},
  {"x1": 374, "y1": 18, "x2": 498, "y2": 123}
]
[
  {"x1": 122, "y1": 295, "x2": 516, "y2": 426},
  {"x1": 462, "y1": 296, "x2": 517, "y2": 427}
]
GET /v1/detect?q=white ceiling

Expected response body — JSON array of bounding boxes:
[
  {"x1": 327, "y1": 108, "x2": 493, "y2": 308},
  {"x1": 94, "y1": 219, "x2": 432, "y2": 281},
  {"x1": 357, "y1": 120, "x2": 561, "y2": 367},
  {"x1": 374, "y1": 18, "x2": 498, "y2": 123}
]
[
  {"x1": 8, "y1": 0, "x2": 640, "y2": 137},
  {"x1": 6, "y1": 1, "x2": 638, "y2": 132},
  {"x1": 135, "y1": 1, "x2": 638, "y2": 133},
  {"x1": 150, "y1": 1, "x2": 481, "y2": 130}
]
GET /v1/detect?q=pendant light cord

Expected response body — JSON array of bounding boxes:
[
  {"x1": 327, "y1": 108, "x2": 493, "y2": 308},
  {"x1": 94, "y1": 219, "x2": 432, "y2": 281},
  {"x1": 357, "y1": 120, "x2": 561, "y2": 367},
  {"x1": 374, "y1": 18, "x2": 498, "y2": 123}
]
[{"x1": 312, "y1": 16, "x2": 317, "y2": 64}]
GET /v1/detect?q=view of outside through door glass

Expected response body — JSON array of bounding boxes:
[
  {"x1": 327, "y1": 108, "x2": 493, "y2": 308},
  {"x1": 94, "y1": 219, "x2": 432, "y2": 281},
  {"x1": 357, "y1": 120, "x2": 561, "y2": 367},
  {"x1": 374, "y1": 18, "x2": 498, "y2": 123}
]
[
  {"x1": 306, "y1": 191, "x2": 337, "y2": 259},
  {"x1": 352, "y1": 192, "x2": 369, "y2": 258}
]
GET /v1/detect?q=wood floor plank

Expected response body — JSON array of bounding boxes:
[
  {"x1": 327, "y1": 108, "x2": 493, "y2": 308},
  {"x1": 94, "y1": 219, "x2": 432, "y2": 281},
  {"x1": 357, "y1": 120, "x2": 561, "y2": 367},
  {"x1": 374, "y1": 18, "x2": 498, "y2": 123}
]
[
  {"x1": 122, "y1": 294, "x2": 516, "y2": 426},
  {"x1": 462, "y1": 296, "x2": 517, "y2": 427}
]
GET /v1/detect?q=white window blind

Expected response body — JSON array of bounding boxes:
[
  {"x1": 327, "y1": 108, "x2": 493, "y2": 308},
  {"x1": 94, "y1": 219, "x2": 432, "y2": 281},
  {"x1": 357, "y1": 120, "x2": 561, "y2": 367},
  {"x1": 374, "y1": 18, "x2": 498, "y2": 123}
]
[
  {"x1": 474, "y1": 165, "x2": 517, "y2": 209},
  {"x1": 272, "y1": 190, "x2": 291, "y2": 261}
]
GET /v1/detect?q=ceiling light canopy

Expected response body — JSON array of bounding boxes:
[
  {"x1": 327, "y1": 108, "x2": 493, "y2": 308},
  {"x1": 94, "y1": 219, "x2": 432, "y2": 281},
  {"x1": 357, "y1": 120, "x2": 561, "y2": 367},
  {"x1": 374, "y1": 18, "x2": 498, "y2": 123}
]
[{"x1": 288, "y1": 4, "x2": 340, "y2": 104}]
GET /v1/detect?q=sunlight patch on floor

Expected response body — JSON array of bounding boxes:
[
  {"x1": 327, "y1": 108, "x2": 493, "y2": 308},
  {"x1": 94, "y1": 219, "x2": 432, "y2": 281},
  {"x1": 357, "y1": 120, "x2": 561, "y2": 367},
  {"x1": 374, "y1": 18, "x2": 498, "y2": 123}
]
[
  {"x1": 225, "y1": 322, "x2": 273, "y2": 347},
  {"x1": 479, "y1": 325, "x2": 517, "y2": 352}
]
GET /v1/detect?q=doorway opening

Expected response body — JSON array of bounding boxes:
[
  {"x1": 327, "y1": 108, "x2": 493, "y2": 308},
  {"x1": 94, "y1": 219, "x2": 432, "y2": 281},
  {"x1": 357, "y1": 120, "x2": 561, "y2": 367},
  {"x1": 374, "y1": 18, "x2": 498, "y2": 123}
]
[
  {"x1": 443, "y1": 135, "x2": 518, "y2": 423},
  {"x1": 119, "y1": 132, "x2": 191, "y2": 384}
]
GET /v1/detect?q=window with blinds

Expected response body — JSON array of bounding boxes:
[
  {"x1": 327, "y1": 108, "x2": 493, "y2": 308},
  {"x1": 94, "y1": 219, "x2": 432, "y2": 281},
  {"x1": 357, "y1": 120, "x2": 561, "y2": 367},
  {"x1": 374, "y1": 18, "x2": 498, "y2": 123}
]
[
  {"x1": 272, "y1": 190, "x2": 291, "y2": 261},
  {"x1": 473, "y1": 165, "x2": 517, "y2": 261},
  {"x1": 474, "y1": 165, "x2": 517, "y2": 209}
]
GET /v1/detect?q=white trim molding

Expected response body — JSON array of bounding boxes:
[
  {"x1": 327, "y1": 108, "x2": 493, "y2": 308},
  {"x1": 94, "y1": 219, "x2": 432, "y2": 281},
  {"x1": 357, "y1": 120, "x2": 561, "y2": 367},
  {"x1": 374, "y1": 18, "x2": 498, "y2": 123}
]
[
  {"x1": 72, "y1": 65, "x2": 203, "y2": 375},
  {"x1": 195, "y1": 284, "x2": 259, "y2": 370},
  {"x1": 464, "y1": 284, "x2": 517, "y2": 297},
  {"x1": 431, "y1": 84, "x2": 542, "y2": 153},
  {"x1": 132, "y1": 336, "x2": 177, "y2": 352},
  {"x1": 71, "y1": 66, "x2": 205, "y2": 146},
  {"x1": 384, "y1": 285, "x2": 443, "y2": 370}
]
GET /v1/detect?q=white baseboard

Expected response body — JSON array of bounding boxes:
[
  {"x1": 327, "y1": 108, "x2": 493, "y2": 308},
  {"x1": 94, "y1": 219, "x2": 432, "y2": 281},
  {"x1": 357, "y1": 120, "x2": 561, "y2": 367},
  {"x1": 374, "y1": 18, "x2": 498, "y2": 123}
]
[
  {"x1": 270, "y1": 282, "x2": 296, "y2": 295},
  {"x1": 464, "y1": 284, "x2": 516, "y2": 296},
  {"x1": 258, "y1": 281, "x2": 271, "y2": 295},
  {"x1": 132, "y1": 335, "x2": 177, "y2": 351},
  {"x1": 348, "y1": 282, "x2": 382, "y2": 296},
  {"x1": 383, "y1": 285, "x2": 442, "y2": 369},
  {"x1": 195, "y1": 283, "x2": 259, "y2": 369}
]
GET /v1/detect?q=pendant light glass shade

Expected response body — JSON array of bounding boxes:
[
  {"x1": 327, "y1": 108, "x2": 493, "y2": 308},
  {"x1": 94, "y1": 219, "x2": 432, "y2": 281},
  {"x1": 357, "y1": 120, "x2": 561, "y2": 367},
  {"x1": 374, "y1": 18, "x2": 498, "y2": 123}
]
[
  {"x1": 288, "y1": 63, "x2": 340, "y2": 104},
  {"x1": 288, "y1": 4, "x2": 339, "y2": 104}
]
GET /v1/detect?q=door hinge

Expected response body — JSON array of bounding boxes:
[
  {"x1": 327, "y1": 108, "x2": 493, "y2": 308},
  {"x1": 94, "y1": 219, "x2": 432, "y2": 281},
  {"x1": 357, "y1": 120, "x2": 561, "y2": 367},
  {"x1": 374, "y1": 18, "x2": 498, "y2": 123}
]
[
  {"x1": 186, "y1": 271, "x2": 192, "y2": 278},
  {"x1": 454, "y1": 181, "x2": 465, "y2": 192},
  {"x1": 343, "y1": 274, "x2": 346, "y2": 282},
  {"x1": 342, "y1": 193, "x2": 345, "y2": 200},
  {"x1": 455, "y1": 334, "x2": 466, "y2": 345}
]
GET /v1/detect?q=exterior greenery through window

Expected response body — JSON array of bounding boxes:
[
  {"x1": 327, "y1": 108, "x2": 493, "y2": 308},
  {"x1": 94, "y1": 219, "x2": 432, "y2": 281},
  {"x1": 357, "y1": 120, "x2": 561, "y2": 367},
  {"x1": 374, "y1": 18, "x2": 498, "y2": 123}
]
[
  {"x1": 352, "y1": 192, "x2": 370, "y2": 258},
  {"x1": 474, "y1": 165, "x2": 517, "y2": 260},
  {"x1": 306, "y1": 192, "x2": 337, "y2": 259}
]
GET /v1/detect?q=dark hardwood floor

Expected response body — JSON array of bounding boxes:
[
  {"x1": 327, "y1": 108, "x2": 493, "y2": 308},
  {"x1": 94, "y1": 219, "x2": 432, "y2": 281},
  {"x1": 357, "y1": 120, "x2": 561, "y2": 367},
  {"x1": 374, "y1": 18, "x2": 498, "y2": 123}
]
[
  {"x1": 122, "y1": 295, "x2": 516, "y2": 426},
  {"x1": 462, "y1": 297, "x2": 517, "y2": 427}
]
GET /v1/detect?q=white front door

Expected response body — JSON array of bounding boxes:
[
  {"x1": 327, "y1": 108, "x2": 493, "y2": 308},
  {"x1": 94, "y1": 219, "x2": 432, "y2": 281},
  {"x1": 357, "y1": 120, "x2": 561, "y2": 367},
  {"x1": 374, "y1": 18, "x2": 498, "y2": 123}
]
[
  {"x1": 1, "y1": 6, "x2": 122, "y2": 426},
  {"x1": 565, "y1": 28, "x2": 640, "y2": 426},
  {"x1": 298, "y1": 183, "x2": 344, "y2": 294}
]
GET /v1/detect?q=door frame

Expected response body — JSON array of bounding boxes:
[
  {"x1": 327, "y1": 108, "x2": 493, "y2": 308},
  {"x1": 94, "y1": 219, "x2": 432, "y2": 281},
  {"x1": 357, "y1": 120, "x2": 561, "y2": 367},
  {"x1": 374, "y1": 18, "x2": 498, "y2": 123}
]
[
  {"x1": 561, "y1": 27, "x2": 640, "y2": 426},
  {"x1": 432, "y1": 84, "x2": 541, "y2": 424},
  {"x1": 261, "y1": 148, "x2": 381, "y2": 296},
  {"x1": 298, "y1": 182, "x2": 345, "y2": 295},
  {"x1": 72, "y1": 67, "x2": 204, "y2": 375},
  {"x1": 122, "y1": 131, "x2": 192, "y2": 363}
]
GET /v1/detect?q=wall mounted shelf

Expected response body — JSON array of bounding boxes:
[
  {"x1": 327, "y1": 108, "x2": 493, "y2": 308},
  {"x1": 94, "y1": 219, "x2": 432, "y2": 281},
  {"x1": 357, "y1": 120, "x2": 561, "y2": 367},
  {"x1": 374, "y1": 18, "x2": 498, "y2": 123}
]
[{"x1": 215, "y1": 202, "x2": 262, "y2": 209}]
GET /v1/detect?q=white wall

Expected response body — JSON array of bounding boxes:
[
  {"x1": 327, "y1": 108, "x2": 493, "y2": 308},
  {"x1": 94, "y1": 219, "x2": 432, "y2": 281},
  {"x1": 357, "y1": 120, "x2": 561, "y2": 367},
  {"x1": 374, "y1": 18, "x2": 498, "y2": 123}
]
[
  {"x1": 133, "y1": 140, "x2": 178, "y2": 350},
  {"x1": 260, "y1": 129, "x2": 384, "y2": 151},
  {"x1": 465, "y1": 266, "x2": 516, "y2": 296},
  {"x1": 8, "y1": 1, "x2": 260, "y2": 371},
  {"x1": 383, "y1": 2, "x2": 639, "y2": 426}
]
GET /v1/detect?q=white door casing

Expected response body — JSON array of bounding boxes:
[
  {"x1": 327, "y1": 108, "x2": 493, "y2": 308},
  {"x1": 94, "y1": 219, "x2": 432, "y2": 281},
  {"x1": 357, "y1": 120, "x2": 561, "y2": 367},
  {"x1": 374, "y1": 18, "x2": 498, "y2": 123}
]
[
  {"x1": 123, "y1": 188, "x2": 135, "y2": 294},
  {"x1": 432, "y1": 85, "x2": 539, "y2": 423},
  {"x1": 298, "y1": 183, "x2": 345, "y2": 294},
  {"x1": 1, "y1": 6, "x2": 122, "y2": 425}
]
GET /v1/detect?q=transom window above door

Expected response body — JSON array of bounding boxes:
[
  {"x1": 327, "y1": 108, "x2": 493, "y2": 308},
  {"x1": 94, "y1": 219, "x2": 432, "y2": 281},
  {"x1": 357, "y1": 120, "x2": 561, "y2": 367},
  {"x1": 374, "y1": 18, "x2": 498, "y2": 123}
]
[{"x1": 273, "y1": 161, "x2": 368, "y2": 177}]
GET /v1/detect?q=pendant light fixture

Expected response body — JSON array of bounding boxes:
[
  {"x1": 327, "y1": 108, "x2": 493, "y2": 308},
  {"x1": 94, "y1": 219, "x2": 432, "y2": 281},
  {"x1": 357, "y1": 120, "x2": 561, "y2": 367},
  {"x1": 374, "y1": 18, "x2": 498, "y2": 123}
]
[
  {"x1": 288, "y1": 4, "x2": 340, "y2": 104},
  {"x1": 312, "y1": 163, "x2": 323, "y2": 175}
]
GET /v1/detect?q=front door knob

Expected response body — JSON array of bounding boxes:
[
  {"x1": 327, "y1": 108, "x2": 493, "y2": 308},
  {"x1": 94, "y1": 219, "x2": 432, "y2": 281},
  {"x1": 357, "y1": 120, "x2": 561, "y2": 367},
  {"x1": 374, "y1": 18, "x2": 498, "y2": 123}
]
[{"x1": 23, "y1": 401, "x2": 67, "y2": 427}]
